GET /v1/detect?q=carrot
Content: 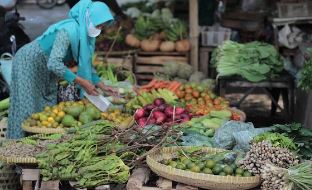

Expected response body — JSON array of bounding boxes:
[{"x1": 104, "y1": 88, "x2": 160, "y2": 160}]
[
  {"x1": 171, "y1": 82, "x2": 181, "y2": 92},
  {"x1": 141, "y1": 79, "x2": 158, "y2": 89}
]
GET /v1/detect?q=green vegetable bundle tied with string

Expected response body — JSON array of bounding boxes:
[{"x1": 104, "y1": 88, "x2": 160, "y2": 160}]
[{"x1": 211, "y1": 41, "x2": 283, "y2": 82}]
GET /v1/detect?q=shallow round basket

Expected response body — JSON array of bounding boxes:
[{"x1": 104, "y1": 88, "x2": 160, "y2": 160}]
[
  {"x1": 146, "y1": 146, "x2": 261, "y2": 190},
  {"x1": 229, "y1": 107, "x2": 246, "y2": 122},
  {"x1": 22, "y1": 124, "x2": 65, "y2": 134}
]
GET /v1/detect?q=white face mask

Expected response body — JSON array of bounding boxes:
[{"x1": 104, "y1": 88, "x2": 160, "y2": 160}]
[
  {"x1": 86, "y1": 10, "x2": 101, "y2": 38},
  {"x1": 87, "y1": 22, "x2": 101, "y2": 38}
]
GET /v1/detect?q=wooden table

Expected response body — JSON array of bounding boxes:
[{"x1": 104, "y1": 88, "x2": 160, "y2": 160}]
[{"x1": 217, "y1": 73, "x2": 295, "y2": 119}]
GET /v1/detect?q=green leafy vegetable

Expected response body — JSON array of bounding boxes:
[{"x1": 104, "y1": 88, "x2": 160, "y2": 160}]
[
  {"x1": 273, "y1": 123, "x2": 312, "y2": 160},
  {"x1": 253, "y1": 132, "x2": 297, "y2": 151},
  {"x1": 211, "y1": 41, "x2": 283, "y2": 82},
  {"x1": 298, "y1": 48, "x2": 312, "y2": 91}
]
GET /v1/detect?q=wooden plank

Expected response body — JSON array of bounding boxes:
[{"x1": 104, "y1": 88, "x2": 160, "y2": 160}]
[
  {"x1": 126, "y1": 167, "x2": 151, "y2": 190},
  {"x1": 138, "y1": 51, "x2": 188, "y2": 56},
  {"x1": 189, "y1": 0, "x2": 199, "y2": 71},
  {"x1": 156, "y1": 178, "x2": 172, "y2": 190},
  {"x1": 22, "y1": 169, "x2": 40, "y2": 181},
  {"x1": 40, "y1": 181, "x2": 60, "y2": 190},
  {"x1": 136, "y1": 56, "x2": 188, "y2": 65},
  {"x1": 136, "y1": 74, "x2": 154, "y2": 80},
  {"x1": 23, "y1": 181, "x2": 32, "y2": 190},
  {"x1": 176, "y1": 184, "x2": 198, "y2": 190},
  {"x1": 96, "y1": 50, "x2": 138, "y2": 56},
  {"x1": 136, "y1": 65, "x2": 163, "y2": 74}
]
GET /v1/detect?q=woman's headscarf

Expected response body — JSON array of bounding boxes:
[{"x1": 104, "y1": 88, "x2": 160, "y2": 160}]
[{"x1": 37, "y1": 0, "x2": 114, "y2": 86}]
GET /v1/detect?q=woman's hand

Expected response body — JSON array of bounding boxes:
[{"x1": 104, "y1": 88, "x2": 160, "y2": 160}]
[{"x1": 75, "y1": 77, "x2": 99, "y2": 96}]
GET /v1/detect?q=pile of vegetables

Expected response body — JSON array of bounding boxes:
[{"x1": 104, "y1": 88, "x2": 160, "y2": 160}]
[
  {"x1": 175, "y1": 83, "x2": 230, "y2": 116},
  {"x1": 181, "y1": 110, "x2": 233, "y2": 138},
  {"x1": 162, "y1": 149, "x2": 252, "y2": 177},
  {"x1": 126, "y1": 89, "x2": 178, "y2": 111},
  {"x1": 211, "y1": 41, "x2": 283, "y2": 82},
  {"x1": 261, "y1": 162, "x2": 312, "y2": 190},
  {"x1": 238, "y1": 140, "x2": 299, "y2": 175},
  {"x1": 134, "y1": 98, "x2": 192, "y2": 127},
  {"x1": 23, "y1": 100, "x2": 102, "y2": 129},
  {"x1": 0, "y1": 98, "x2": 9, "y2": 120},
  {"x1": 101, "y1": 109, "x2": 133, "y2": 129},
  {"x1": 125, "y1": 12, "x2": 190, "y2": 52},
  {"x1": 272, "y1": 123, "x2": 312, "y2": 160},
  {"x1": 139, "y1": 79, "x2": 182, "y2": 93}
]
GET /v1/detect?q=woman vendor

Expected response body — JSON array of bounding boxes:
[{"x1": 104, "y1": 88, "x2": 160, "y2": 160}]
[{"x1": 7, "y1": 0, "x2": 114, "y2": 139}]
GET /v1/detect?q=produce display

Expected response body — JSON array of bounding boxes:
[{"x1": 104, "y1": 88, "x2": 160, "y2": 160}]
[
  {"x1": 101, "y1": 109, "x2": 133, "y2": 129},
  {"x1": 238, "y1": 140, "x2": 299, "y2": 175},
  {"x1": 162, "y1": 149, "x2": 252, "y2": 177},
  {"x1": 181, "y1": 110, "x2": 233, "y2": 138},
  {"x1": 125, "y1": 12, "x2": 190, "y2": 52},
  {"x1": 134, "y1": 98, "x2": 191, "y2": 127},
  {"x1": 261, "y1": 163, "x2": 312, "y2": 190},
  {"x1": 0, "y1": 134, "x2": 63, "y2": 158},
  {"x1": 175, "y1": 83, "x2": 230, "y2": 116},
  {"x1": 126, "y1": 89, "x2": 178, "y2": 111},
  {"x1": 211, "y1": 41, "x2": 283, "y2": 82},
  {"x1": 140, "y1": 79, "x2": 182, "y2": 93},
  {"x1": 23, "y1": 100, "x2": 102, "y2": 129},
  {"x1": 272, "y1": 123, "x2": 312, "y2": 160}
]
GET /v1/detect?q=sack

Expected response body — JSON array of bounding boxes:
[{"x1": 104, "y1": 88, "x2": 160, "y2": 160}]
[{"x1": 0, "y1": 53, "x2": 13, "y2": 87}]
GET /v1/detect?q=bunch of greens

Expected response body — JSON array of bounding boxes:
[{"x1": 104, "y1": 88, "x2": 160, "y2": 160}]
[
  {"x1": 211, "y1": 41, "x2": 283, "y2": 82},
  {"x1": 253, "y1": 132, "x2": 297, "y2": 151},
  {"x1": 273, "y1": 123, "x2": 312, "y2": 160},
  {"x1": 298, "y1": 48, "x2": 312, "y2": 91}
]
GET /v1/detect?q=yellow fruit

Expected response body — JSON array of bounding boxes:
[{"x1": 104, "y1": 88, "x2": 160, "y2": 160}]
[
  {"x1": 46, "y1": 123, "x2": 52, "y2": 128},
  {"x1": 47, "y1": 117, "x2": 54, "y2": 123},
  {"x1": 58, "y1": 111, "x2": 65, "y2": 118},
  {"x1": 52, "y1": 109, "x2": 59, "y2": 114},
  {"x1": 42, "y1": 121, "x2": 49, "y2": 127},
  {"x1": 31, "y1": 113, "x2": 39, "y2": 120},
  {"x1": 44, "y1": 106, "x2": 51, "y2": 112},
  {"x1": 50, "y1": 113, "x2": 57, "y2": 118},
  {"x1": 101, "y1": 112, "x2": 109, "y2": 118},
  {"x1": 54, "y1": 116, "x2": 62, "y2": 122},
  {"x1": 39, "y1": 114, "x2": 48, "y2": 122}
]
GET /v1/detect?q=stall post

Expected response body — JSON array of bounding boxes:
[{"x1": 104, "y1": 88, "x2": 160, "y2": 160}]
[{"x1": 189, "y1": 0, "x2": 199, "y2": 71}]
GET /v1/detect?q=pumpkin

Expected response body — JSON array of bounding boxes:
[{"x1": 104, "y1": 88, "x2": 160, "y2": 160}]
[
  {"x1": 175, "y1": 39, "x2": 190, "y2": 52},
  {"x1": 125, "y1": 34, "x2": 141, "y2": 48},
  {"x1": 160, "y1": 41, "x2": 175, "y2": 52},
  {"x1": 140, "y1": 39, "x2": 160, "y2": 52}
]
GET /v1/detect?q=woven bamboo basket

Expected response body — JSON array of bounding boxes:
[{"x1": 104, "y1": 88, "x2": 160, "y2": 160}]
[
  {"x1": 0, "y1": 162, "x2": 20, "y2": 190},
  {"x1": 22, "y1": 124, "x2": 65, "y2": 134},
  {"x1": 0, "y1": 134, "x2": 58, "y2": 164},
  {"x1": 228, "y1": 107, "x2": 246, "y2": 122},
  {"x1": 146, "y1": 146, "x2": 261, "y2": 190}
]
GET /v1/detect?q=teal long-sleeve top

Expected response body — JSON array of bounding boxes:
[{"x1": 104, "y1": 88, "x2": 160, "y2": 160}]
[{"x1": 38, "y1": 29, "x2": 101, "y2": 84}]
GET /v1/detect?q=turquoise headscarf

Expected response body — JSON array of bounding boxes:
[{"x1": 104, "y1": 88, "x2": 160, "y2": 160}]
[{"x1": 37, "y1": 0, "x2": 114, "y2": 90}]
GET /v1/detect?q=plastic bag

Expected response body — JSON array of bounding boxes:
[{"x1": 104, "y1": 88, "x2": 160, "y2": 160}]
[{"x1": 180, "y1": 132, "x2": 213, "y2": 147}]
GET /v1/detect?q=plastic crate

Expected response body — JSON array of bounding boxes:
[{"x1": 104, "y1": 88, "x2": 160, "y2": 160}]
[
  {"x1": 200, "y1": 26, "x2": 231, "y2": 47},
  {"x1": 277, "y1": 2, "x2": 312, "y2": 18}
]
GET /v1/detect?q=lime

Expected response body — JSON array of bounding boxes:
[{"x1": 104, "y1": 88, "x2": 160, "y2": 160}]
[
  {"x1": 182, "y1": 159, "x2": 192, "y2": 166},
  {"x1": 236, "y1": 174, "x2": 242, "y2": 177},
  {"x1": 205, "y1": 160, "x2": 216, "y2": 169},
  {"x1": 197, "y1": 162, "x2": 206, "y2": 170},
  {"x1": 202, "y1": 168, "x2": 213, "y2": 174},
  {"x1": 212, "y1": 165, "x2": 222, "y2": 175},
  {"x1": 190, "y1": 165, "x2": 201, "y2": 173},
  {"x1": 219, "y1": 172, "x2": 226, "y2": 176},
  {"x1": 243, "y1": 171, "x2": 252, "y2": 177},
  {"x1": 180, "y1": 157, "x2": 188, "y2": 162},
  {"x1": 176, "y1": 163, "x2": 186, "y2": 170},
  {"x1": 223, "y1": 165, "x2": 233, "y2": 175},
  {"x1": 235, "y1": 168, "x2": 244, "y2": 175},
  {"x1": 169, "y1": 161, "x2": 177, "y2": 168},
  {"x1": 186, "y1": 162, "x2": 196, "y2": 169},
  {"x1": 230, "y1": 163, "x2": 237, "y2": 171}
]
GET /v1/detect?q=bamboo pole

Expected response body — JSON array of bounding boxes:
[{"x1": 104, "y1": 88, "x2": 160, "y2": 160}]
[{"x1": 189, "y1": 0, "x2": 199, "y2": 71}]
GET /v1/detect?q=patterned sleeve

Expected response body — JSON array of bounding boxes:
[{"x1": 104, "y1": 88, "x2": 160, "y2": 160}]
[{"x1": 47, "y1": 29, "x2": 77, "y2": 83}]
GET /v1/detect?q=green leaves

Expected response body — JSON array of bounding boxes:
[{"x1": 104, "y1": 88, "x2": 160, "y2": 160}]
[
  {"x1": 253, "y1": 132, "x2": 297, "y2": 151},
  {"x1": 272, "y1": 123, "x2": 312, "y2": 160},
  {"x1": 298, "y1": 48, "x2": 312, "y2": 91},
  {"x1": 213, "y1": 41, "x2": 283, "y2": 82}
]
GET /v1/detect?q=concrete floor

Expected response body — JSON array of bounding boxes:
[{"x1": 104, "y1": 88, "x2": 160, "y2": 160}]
[{"x1": 17, "y1": 3, "x2": 69, "y2": 40}]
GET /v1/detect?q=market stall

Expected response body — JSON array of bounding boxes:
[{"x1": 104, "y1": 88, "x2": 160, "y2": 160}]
[{"x1": 1, "y1": 0, "x2": 312, "y2": 190}]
